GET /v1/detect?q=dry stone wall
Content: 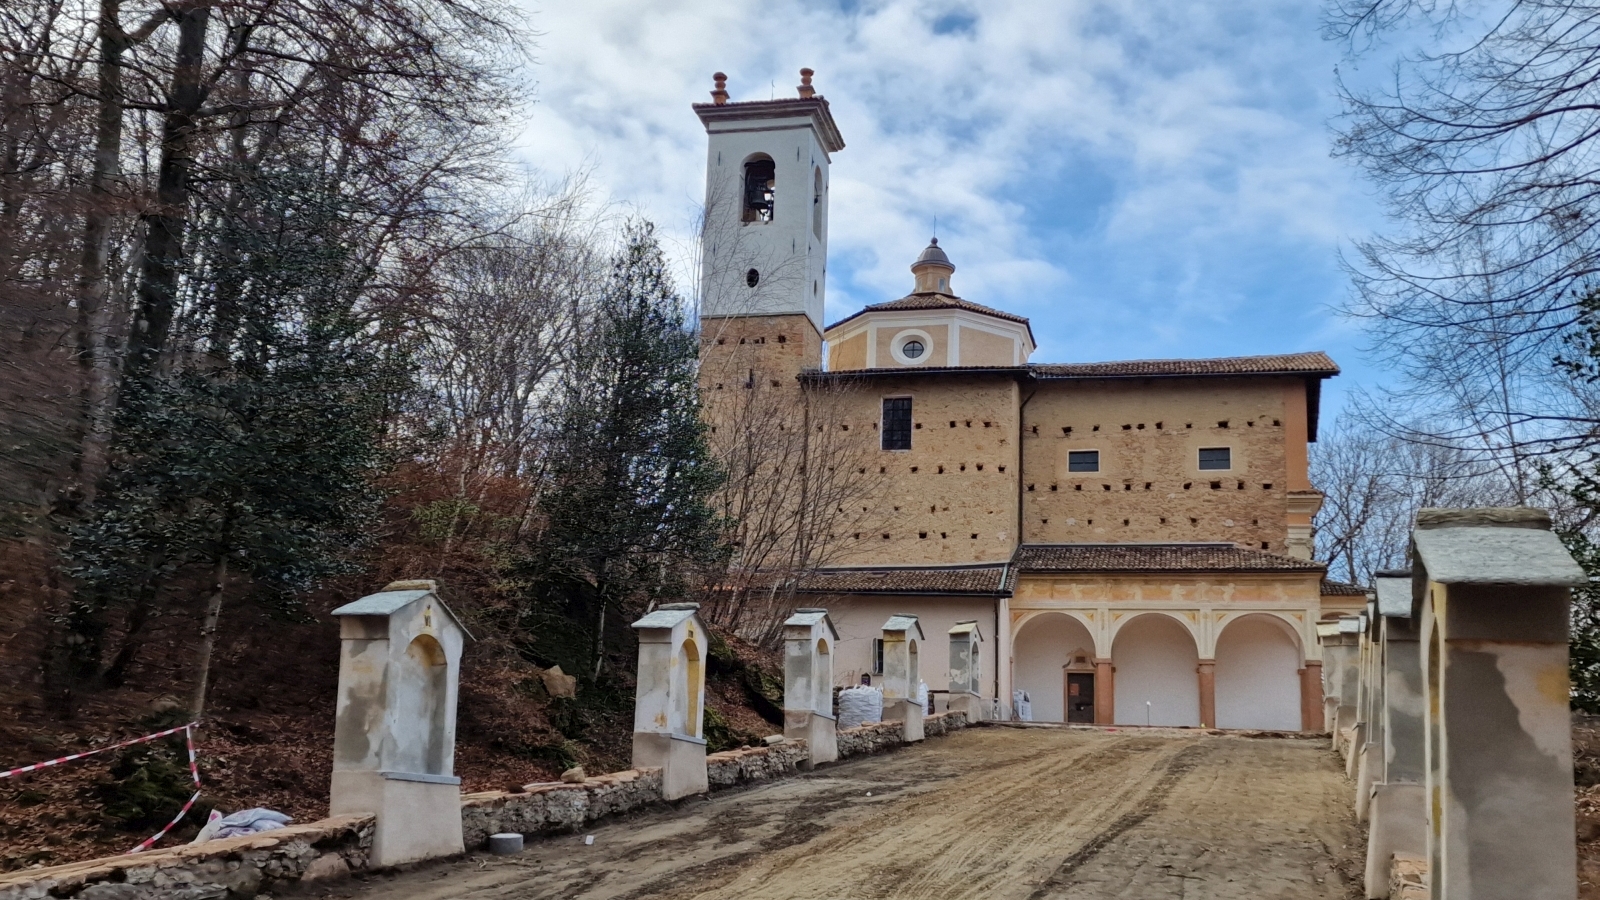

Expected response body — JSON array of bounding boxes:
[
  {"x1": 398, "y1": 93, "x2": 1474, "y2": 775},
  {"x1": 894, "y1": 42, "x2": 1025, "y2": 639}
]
[{"x1": 0, "y1": 815, "x2": 373, "y2": 900}]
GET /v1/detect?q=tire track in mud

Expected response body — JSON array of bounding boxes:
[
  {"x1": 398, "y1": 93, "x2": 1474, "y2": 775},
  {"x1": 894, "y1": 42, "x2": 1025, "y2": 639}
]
[
  {"x1": 1023, "y1": 743, "x2": 1207, "y2": 899},
  {"x1": 633, "y1": 731, "x2": 1200, "y2": 900},
  {"x1": 336, "y1": 728, "x2": 1361, "y2": 900}
]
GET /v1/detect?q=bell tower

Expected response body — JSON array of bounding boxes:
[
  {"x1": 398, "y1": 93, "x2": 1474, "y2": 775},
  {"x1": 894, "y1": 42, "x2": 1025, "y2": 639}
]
[{"x1": 693, "y1": 69, "x2": 844, "y2": 380}]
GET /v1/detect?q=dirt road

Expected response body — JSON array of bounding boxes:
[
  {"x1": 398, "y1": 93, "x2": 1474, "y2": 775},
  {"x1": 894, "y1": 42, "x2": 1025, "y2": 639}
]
[{"x1": 324, "y1": 726, "x2": 1364, "y2": 900}]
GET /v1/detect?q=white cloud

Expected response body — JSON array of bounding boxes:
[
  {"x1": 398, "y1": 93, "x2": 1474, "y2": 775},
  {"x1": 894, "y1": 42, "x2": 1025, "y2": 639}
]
[{"x1": 511, "y1": 0, "x2": 1381, "y2": 401}]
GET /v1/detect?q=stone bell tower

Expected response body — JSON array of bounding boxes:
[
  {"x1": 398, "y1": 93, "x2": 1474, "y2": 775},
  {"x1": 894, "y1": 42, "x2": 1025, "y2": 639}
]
[{"x1": 693, "y1": 69, "x2": 844, "y2": 389}]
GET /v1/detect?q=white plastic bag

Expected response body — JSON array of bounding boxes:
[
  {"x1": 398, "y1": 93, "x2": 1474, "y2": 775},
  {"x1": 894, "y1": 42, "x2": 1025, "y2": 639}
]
[{"x1": 837, "y1": 686, "x2": 884, "y2": 729}]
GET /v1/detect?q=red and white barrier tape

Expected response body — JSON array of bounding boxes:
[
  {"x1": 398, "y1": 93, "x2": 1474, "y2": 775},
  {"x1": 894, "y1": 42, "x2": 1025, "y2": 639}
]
[
  {"x1": 0, "y1": 721, "x2": 203, "y2": 854},
  {"x1": 0, "y1": 721, "x2": 198, "y2": 780},
  {"x1": 127, "y1": 725, "x2": 201, "y2": 853}
]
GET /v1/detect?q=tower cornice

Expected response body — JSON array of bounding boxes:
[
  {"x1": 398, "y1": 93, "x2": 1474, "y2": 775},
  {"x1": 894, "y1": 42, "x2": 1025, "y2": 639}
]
[{"x1": 693, "y1": 98, "x2": 845, "y2": 153}]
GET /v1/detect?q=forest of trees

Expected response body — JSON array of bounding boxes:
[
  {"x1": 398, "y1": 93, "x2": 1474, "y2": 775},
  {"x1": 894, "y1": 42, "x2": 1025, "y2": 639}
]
[{"x1": 0, "y1": 0, "x2": 886, "y2": 727}]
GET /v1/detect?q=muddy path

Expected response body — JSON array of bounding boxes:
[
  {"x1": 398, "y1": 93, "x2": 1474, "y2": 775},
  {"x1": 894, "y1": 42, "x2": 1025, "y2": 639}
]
[{"x1": 314, "y1": 726, "x2": 1364, "y2": 900}]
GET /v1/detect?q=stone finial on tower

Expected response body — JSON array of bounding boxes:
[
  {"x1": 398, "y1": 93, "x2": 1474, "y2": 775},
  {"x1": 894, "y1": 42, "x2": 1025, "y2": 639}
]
[
  {"x1": 710, "y1": 72, "x2": 729, "y2": 105},
  {"x1": 911, "y1": 237, "x2": 955, "y2": 294},
  {"x1": 798, "y1": 67, "x2": 816, "y2": 99}
]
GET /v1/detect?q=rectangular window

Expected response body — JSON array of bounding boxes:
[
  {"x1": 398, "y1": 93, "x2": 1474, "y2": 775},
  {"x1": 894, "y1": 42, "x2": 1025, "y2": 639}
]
[
  {"x1": 1067, "y1": 450, "x2": 1100, "y2": 472},
  {"x1": 882, "y1": 397, "x2": 912, "y2": 450},
  {"x1": 872, "y1": 639, "x2": 885, "y2": 675},
  {"x1": 1198, "y1": 447, "x2": 1232, "y2": 470}
]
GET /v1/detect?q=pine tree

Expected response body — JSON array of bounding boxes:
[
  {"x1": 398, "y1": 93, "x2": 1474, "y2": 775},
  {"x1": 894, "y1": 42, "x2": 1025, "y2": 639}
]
[{"x1": 519, "y1": 220, "x2": 726, "y2": 681}]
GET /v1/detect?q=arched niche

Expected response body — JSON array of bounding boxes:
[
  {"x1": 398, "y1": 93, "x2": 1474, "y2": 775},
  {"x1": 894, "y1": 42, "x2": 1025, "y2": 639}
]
[
  {"x1": 742, "y1": 153, "x2": 775, "y2": 223},
  {"x1": 814, "y1": 637, "x2": 832, "y2": 712},
  {"x1": 1111, "y1": 613, "x2": 1200, "y2": 726},
  {"x1": 680, "y1": 637, "x2": 703, "y2": 739},
  {"x1": 1214, "y1": 613, "x2": 1302, "y2": 730},
  {"x1": 1013, "y1": 612, "x2": 1096, "y2": 723}
]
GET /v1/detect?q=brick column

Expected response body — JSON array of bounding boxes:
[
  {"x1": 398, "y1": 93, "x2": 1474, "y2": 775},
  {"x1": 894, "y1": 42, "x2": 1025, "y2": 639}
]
[
  {"x1": 1298, "y1": 660, "x2": 1323, "y2": 732},
  {"x1": 1094, "y1": 658, "x2": 1114, "y2": 725},
  {"x1": 1196, "y1": 659, "x2": 1216, "y2": 729}
]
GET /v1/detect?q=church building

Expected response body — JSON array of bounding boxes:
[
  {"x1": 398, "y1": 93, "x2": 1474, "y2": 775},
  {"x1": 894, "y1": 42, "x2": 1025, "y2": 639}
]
[{"x1": 693, "y1": 70, "x2": 1363, "y2": 731}]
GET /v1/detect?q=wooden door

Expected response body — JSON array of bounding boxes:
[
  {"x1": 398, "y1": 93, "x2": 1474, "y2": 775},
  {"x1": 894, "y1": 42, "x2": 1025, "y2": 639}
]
[{"x1": 1065, "y1": 672, "x2": 1095, "y2": 723}]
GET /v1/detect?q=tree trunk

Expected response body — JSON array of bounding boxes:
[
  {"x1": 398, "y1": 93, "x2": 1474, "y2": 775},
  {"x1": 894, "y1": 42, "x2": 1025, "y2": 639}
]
[
  {"x1": 76, "y1": 0, "x2": 135, "y2": 499},
  {"x1": 591, "y1": 597, "x2": 605, "y2": 681},
  {"x1": 190, "y1": 552, "x2": 228, "y2": 718},
  {"x1": 123, "y1": 0, "x2": 210, "y2": 389}
]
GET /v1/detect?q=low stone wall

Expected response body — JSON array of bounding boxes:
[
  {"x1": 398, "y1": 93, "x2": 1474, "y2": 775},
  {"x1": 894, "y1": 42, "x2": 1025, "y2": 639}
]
[
  {"x1": 837, "y1": 721, "x2": 903, "y2": 757},
  {"x1": 0, "y1": 815, "x2": 372, "y2": 900},
  {"x1": 707, "y1": 742, "x2": 810, "y2": 788},
  {"x1": 925, "y1": 711, "x2": 967, "y2": 737},
  {"x1": 460, "y1": 768, "x2": 665, "y2": 850},
  {"x1": 1, "y1": 711, "x2": 975, "y2": 897}
]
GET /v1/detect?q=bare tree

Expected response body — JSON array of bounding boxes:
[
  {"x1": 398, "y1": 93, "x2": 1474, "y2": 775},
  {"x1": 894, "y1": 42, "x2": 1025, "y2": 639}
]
[{"x1": 1329, "y1": 0, "x2": 1600, "y2": 455}]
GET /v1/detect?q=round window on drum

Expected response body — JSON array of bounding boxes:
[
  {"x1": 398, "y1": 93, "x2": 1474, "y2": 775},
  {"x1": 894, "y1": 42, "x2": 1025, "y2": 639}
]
[{"x1": 902, "y1": 340, "x2": 925, "y2": 359}]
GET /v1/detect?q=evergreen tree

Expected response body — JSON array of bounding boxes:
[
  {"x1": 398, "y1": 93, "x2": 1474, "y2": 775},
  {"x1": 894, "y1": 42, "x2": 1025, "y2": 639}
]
[
  {"x1": 61, "y1": 165, "x2": 403, "y2": 715},
  {"x1": 519, "y1": 220, "x2": 725, "y2": 681}
]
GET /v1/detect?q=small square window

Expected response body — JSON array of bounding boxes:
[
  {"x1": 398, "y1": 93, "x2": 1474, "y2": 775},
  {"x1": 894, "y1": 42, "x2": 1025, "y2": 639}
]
[
  {"x1": 1068, "y1": 450, "x2": 1099, "y2": 472},
  {"x1": 882, "y1": 397, "x2": 912, "y2": 450},
  {"x1": 1198, "y1": 447, "x2": 1231, "y2": 470}
]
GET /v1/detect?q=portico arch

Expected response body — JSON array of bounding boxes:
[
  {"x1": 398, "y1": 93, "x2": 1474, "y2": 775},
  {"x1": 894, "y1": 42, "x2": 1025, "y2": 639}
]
[
  {"x1": 1111, "y1": 613, "x2": 1200, "y2": 726},
  {"x1": 1012, "y1": 612, "x2": 1096, "y2": 722},
  {"x1": 1214, "y1": 614, "x2": 1302, "y2": 730}
]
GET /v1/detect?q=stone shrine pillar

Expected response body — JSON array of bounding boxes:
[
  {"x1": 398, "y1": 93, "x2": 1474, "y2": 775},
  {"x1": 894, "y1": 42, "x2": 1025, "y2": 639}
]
[
  {"x1": 1355, "y1": 599, "x2": 1382, "y2": 819},
  {"x1": 1365, "y1": 570, "x2": 1426, "y2": 899},
  {"x1": 1325, "y1": 618, "x2": 1361, "y2": 756},
  {"x1": 330, "y1": 580, "x2": 470, "y2": 866},
  {"x1": 1316, "y1": 621, "x2": 1341, "y2": 734},
  {"x1": 879, "y1": 614, "x2": 925, "y2": 742},
  {"x1": 946, "y1": 621, "x2": 985, "y2": 723},
  {"x1": 1346, "y1": 613, "x2": 1369, "y2": 778},
  {"x1": 783, "y1": 608, "x2": 839, "y2": 767},
  {"x1": 1411, "y1": 508, "x2": 1584, "y2": 900},
  {"x1": 631, "y1": 603, "x2": 711, "y2": 800}
]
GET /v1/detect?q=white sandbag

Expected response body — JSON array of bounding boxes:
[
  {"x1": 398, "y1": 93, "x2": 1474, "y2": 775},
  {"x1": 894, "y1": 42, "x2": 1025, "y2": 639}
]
[
  {"x1": 1012, "y1": 688, "x2": 1033, "y2": 722},
  {"x1": 837, "y1": 686, "x2": 883, "y2": 729}
]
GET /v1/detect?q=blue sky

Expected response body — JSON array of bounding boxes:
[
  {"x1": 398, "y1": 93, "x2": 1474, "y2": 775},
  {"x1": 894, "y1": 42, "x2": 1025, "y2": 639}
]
[{"x1": 510, "y1": 0, "x2": 1390, "y2": 422}]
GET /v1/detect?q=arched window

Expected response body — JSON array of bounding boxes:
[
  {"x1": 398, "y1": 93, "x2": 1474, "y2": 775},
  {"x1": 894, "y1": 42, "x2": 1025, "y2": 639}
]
[
  {"x1": 812, "y1": 166, "x2": 824, "y2": 238},
  {"x1": 743, "y1": 156, "x2": 775, "y2": 223}
]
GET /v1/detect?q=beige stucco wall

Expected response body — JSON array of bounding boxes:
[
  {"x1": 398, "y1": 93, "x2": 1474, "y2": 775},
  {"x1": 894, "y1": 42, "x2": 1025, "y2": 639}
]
[
  {"x1": 958, "y1": 325, "x2": 1017, "y2": 367},
  {"x1": 872, "y1": 323, "x2": 951, "y2": 367},
  {"x1": 829, "y1": 331, "x2": 867, "y2": 370},
  {"x1": 1021, "y1": 377, "x2": 1303, "y2": 552},
  {"x1": 825, "y1": 373, "x2": 1021, "y2": 565},
  {"x1": 817, "y1": 593, "x2": 1000, "y2": 696}
]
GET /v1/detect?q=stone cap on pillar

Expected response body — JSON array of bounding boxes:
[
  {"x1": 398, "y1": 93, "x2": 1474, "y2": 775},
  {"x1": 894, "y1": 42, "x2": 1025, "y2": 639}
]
[
  {"x1": 1374, "y1": 569, "x2": 1413, "y2": 619},
  {"x1": 783, "y1": 607, "x2": 839, "y2": 641},
  {"x1": 1411, "y1": 507, "x2": 1585, "y2": 617},
  {"x1": 882, "y1": 614, "x2": 925, "y2": 639},
  {"x1": 633, "y1": 602, "x2": 703, "y2": 631},
  {"x1": 1315, "y1": 621, "x2": 1342, "y2": 640},
  {"x1": 1411, "y1": 509, "x2": 1585, "y2": 585},
  {"x1": 948, "y1": 621, "x2": 983, "y2": 641},
  {"x1": 332, "y1": 580, "x2": 475, "y2": 641},
  {"x1": 1339, "y1": 616, "x2": 1362, "y2": 634}
]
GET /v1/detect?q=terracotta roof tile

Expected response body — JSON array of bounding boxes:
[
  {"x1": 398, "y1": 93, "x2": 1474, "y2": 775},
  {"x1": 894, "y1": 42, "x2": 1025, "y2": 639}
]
[
  {"x1": 797, "y1": 565, "x2": 1012, "y2": 596},
  {"x1": 1014, "y1": 543, "x2": 1326, "y2": 574},
  {"x1": 1030, "y1": 352, "x2": 1338, "y2": 380},
  {"x1": 827, "y1": 293, "x2": 1032, "y2": 331},
  {"x1": 1320, "y1": 579, "x2": 1369, "y2": 596}
]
